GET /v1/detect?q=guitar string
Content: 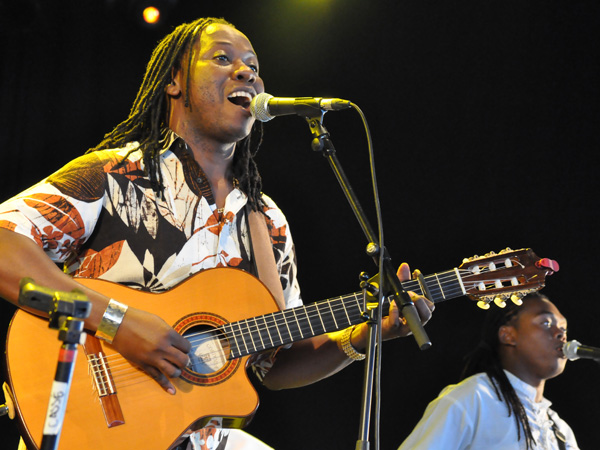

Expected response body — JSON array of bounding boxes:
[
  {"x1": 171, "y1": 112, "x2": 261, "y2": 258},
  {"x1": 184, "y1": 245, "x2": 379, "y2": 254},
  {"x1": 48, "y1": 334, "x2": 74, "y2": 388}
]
[
  {"x1": 88, "y1": 274, "x2": 450, "y2": 391},
  {"x1": 92, "y1": 268, "x2": 504, "y2": 382},
  {"x1": 92, "y1": 267, "x2": 503, "y2": 379},
  {"x1": 96, "y1": 269, "x2": 460, "y2": 371},
  {"x1": 89, "y1": 268, "x2": 520, "y2": 391}
]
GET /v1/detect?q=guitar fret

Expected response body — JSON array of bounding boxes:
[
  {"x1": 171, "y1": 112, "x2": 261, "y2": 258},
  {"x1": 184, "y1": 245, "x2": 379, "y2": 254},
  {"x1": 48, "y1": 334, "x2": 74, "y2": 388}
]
[
  {"x1": 223, "y1": 261, "x2": 513, "y2": 359},
  {"x1": 259, "y1": 318, "x2": 274, "y2": 349},
  {"x1": 236, "y1": 321, "x2": 250, "y2": 355},
  {"x1": 245, "y1": 318, "x2": 259, "y2": 353},
  {"x1": 253, "y1": 317, "x2": 266, "y2": 350},
  {"x1": 291, "y1": 309, "x2": 304, "y2": 340},
  {"x1": 422, "y1": 270, "x2": 463, "y2": 304},
  {"x1": 434, "y1": 273, "x2": 446, "y2": 299},
  {"x1": 402, "y1": 279, "x2": 420, "y2": 296},
  {"x1": 454, "y1": 268, "x2": 467, "y2": 295},
  {"x1": 316, "y1": 300, "x2": 335, "y2": 332},
  {"x1": 224, "y1": 323, "x2": 240, "y2": 359},
  {"x1": 328, "y1": 300, "x2": 339, "y2": 329},
  {"x1": 341, "y1": 297, "x2": 351, "y2": 326},
  {"x1": 424, "y1": 275, "x2": 442, "y2": 302},
  {"x1": 315, "y1": 303, "x2": 327, "y2": 332},
  {"x1": 307, "y1": 303, "x2": 325, "y2": 336},
  {"x1": 273, "y1": 313, "x2": 285, "y2": 345},
  {"x1": 304, "y1": 306, "x2": 315, "y2": 336},
  {"x1": 297, "y1": 305, "x2": 316, "y2": 339},
  {"x1": 347, "y1": 295, "x2": 364, "y2": 327},
  {"x1": 261, "y1": 315, "x2": 276, "y2": 348},
  {"x1": 332, "y1": 297, "x2": 351, "y2": 330}
]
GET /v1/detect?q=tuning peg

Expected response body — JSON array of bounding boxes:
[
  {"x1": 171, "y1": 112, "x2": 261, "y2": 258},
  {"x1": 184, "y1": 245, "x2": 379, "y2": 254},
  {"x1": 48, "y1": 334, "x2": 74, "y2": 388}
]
[
  {"x1": 477, "y1": 300, "x2": 491, "y2": 310},
  {"x1": 499, "y1": 247, "x2": 513, "y2": 254},
  {"x1": 510, "y1": 294, "x2": 523, "y2": 305},
  {"x1": 494, "y1": 297, "x2": 506, "y2": 308}
]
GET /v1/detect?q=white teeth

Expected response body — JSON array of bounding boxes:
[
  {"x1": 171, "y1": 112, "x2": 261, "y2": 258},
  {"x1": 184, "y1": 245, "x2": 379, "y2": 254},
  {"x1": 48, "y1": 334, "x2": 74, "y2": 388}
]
[{"x1": 228, "y1": 91, "x2": 253, "y2": 100}]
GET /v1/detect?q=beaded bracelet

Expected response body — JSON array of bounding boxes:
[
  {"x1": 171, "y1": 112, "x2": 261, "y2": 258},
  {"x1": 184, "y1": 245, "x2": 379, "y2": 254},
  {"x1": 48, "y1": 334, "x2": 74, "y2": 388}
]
[
  {"x1": 341, "y1": 325, "x2": 366, "y2": 361},
  {"x1": 95, "y1": 299, "x2": 128, "y2": 344}
]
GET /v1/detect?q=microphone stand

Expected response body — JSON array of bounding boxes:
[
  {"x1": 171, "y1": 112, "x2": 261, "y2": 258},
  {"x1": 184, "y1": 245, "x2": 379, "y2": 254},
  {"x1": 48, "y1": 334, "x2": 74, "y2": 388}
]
[
  {"x1": 18, "y1": 278, "x2": 91, "y2": 450},
  {"x1": 301, "y1": 111, "x2": 432, "y2": 450}
]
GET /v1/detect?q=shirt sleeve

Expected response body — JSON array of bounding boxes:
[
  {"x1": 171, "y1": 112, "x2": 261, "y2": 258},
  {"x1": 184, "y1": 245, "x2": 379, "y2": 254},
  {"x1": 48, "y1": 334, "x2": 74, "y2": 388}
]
[
  {"x1": 398, "y1": 385, "x2": 476, "y2": 450},
  {"x1": 0, "y1": 152, "x2": 108, "y2": 263}
]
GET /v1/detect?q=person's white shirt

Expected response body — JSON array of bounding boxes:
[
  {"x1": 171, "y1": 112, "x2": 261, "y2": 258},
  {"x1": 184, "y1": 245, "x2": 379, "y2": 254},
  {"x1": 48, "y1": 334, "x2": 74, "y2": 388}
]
[{"x1": 398, "y1": 370, "x2": 578, "y2": 450}]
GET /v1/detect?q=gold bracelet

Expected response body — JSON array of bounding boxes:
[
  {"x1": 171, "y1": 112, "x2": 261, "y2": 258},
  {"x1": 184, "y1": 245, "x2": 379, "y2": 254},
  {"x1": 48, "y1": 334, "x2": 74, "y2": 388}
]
[
  {"x1": 95, "y1": 299, "x2": 128, "y2": 344},
  {"x1": 341, "y1": 325, "x2": 366, "y2": 361}
]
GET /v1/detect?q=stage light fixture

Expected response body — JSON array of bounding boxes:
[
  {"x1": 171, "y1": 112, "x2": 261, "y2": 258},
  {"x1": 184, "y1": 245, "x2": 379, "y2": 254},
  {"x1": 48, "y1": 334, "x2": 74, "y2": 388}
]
[
  {"x1": 142, "y1": 6, "x2": 160, "y2": 25},
  {"x1": 129, "y1": 0, "x2": 177, "y2": 28}
]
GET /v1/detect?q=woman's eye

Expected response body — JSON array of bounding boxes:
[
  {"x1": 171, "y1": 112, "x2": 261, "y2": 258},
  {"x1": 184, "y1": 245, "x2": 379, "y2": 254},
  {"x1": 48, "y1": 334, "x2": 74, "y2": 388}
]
[
  {"x1": 215, "y1": 55, "x2": 230, "y2": 62},
  {"x1": 248, "y1": 64, "x2": 258, "y2": 73}
]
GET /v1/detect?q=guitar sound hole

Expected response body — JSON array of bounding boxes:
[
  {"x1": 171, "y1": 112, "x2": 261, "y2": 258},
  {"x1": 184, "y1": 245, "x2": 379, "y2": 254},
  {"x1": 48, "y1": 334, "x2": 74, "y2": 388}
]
[{"x1": 183, "y1": 325, "x2": 229, "y2": 376}]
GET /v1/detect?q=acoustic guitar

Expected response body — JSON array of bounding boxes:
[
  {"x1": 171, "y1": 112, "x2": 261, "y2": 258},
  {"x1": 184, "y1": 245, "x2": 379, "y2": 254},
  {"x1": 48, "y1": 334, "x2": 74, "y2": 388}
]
[{"x1": 4, "y1": 247, "x2": 558, "y2": 450}]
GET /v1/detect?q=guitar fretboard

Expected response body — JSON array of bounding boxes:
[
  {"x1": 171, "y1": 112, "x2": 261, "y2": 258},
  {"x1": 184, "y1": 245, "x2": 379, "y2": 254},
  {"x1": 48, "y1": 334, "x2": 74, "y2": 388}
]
[{"x1": 222, "y1": 268, "x2": 465, "y2": 359}]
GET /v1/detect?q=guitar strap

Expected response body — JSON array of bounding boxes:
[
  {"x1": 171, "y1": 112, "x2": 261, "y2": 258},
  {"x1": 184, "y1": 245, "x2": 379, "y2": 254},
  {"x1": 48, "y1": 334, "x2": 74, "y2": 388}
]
[
  {"x1": 548, "y1": 410, "x2": 567, "y2": 450},
  {"x1": 246, "y1": 205, "x2": 286, "y2": 311}
]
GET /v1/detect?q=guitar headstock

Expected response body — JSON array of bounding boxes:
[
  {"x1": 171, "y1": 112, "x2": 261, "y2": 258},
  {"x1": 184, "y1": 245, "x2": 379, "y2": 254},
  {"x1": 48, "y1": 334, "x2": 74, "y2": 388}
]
[{"x1": 459, "y1": 248, "x2": 559, "y2": 309}]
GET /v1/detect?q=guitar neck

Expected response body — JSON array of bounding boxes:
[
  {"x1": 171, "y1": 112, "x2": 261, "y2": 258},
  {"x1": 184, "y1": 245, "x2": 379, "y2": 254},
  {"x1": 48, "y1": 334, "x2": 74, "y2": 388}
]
[{"x1": 224, "y1": 268, "x2": 464, "y2": 359}]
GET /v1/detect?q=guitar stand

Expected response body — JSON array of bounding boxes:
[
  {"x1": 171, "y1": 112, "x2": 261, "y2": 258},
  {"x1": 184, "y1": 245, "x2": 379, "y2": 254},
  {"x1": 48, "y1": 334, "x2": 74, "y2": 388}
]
[
  {"x1": 301, "y1": 109, "x2": 431, "y2": 449},
  {"x1": 18, "y1": 278, "x2": 91, "y2": 450}
]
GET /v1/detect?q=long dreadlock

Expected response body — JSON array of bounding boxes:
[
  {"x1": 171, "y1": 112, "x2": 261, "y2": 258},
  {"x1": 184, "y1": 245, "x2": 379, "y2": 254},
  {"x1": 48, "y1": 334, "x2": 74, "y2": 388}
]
[
  {"x1": 461, "y1": 293, "x2": 549, "y2": 450},
  {"x1": 88, "y1": 17, "x2": 265, "y2": 211}
]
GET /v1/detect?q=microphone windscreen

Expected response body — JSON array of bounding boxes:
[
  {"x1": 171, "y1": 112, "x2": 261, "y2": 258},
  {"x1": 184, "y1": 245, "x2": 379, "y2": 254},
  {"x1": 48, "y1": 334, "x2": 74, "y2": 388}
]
[
  {"x1": 250, "y1": 93, "x2": 274, "y2": 122},
  {"x1": 563, "y1": 340, "x2": 581, "y2": 360}
]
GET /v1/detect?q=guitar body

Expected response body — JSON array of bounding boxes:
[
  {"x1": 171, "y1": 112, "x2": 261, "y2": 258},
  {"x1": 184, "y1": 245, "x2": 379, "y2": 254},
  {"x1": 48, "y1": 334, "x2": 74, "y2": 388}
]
[
  {"x1": 5, "y1": 268, "x2": 280, "y2": 450},
  {"x1": 4, "y1": 247, "x2": 559, "y2": 450}
]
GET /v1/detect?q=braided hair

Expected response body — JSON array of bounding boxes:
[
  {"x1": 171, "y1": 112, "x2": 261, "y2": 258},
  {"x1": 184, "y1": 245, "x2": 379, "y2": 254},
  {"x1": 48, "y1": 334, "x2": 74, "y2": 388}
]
[
  {"x1": 460, "y1": 293, "x2": 549, "y2": 450},
  {"x1": 88, "y1": 17, "x2": 265, "y2": 210}
]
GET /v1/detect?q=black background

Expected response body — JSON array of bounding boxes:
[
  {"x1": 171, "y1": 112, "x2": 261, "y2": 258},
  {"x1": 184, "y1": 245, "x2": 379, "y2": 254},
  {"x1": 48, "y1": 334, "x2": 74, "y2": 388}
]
[{"x1": 1, "y1": 1, "x2": 598, "y2": 448}]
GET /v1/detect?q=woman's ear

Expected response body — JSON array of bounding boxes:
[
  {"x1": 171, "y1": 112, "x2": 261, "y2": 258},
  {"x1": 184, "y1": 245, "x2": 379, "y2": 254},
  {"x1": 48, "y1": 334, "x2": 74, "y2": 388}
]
[{"x1": 498, "y1": 325, "x2": 517, "y2": 346}]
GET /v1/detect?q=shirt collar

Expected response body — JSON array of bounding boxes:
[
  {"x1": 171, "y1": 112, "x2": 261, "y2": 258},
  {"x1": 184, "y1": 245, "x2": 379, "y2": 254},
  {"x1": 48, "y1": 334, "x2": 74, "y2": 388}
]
[
  {"x1": 161, "y1": 129, "x2": 248, "y2": 210},
  {"x1": 504, "y1": 369, "x2": 552, "y2": 409}
]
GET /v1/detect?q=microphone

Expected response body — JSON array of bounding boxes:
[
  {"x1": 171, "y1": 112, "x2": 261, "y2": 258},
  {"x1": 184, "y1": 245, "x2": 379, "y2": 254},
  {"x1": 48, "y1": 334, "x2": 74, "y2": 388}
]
[
  {"x1": 250, "y1": 93, "x2": 352, "y2": 122},
  {"x1": 19, "y1": 277, "x2": 91, "y2": 322},
  {"x1": 563, "y1": 340, "x2": 600, "y2": 361}
]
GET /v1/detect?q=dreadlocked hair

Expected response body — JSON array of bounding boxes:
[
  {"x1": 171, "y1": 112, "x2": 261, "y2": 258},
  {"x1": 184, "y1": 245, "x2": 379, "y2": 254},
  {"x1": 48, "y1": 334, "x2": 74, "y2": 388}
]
[
  {"x1": 461, "y1": 293, "x2": 549, "y2": 450},
  {"x1": 231, "y1": 120, "x2": 265, "y2": 212},
  {"x1": 87, "y1": 17, "x2": 266, "y2": 210}
]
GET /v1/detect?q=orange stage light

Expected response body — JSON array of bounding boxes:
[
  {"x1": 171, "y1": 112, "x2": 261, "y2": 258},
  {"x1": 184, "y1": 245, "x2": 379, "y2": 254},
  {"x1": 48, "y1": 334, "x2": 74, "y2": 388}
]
[{"x1": 142, "y1": 6, "x2": 160, "y2": 25}]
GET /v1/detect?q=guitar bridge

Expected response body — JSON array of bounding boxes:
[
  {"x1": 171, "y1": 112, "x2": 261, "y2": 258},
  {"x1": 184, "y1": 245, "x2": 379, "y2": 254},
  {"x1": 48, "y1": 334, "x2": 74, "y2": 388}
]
[{"x1": 84, "y1": 335, "x2": 125, "y2": 428}]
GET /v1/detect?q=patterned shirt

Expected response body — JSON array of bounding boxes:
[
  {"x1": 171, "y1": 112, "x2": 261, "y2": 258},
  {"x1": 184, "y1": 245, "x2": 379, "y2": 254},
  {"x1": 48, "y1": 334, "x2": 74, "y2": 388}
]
[{"x1": 0, "y1": 137, "x2": 302, "y2": 450}]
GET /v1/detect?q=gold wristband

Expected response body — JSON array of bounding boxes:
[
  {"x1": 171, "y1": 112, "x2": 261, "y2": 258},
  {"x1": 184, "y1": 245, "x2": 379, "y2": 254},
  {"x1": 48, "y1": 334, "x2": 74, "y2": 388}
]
[
  {"x1": 95, "y1": 299, "x2": 128, "y2": 344},
  {"x1": 341, "y1": 325, "x2": 366, "y2": 361}
]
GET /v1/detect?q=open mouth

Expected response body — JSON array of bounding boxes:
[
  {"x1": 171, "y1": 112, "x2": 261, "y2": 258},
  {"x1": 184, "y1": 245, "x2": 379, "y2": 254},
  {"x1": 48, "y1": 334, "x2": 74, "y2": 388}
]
[{"x1": 228, "y1": 91, "x2": 253, "y2": 109}]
